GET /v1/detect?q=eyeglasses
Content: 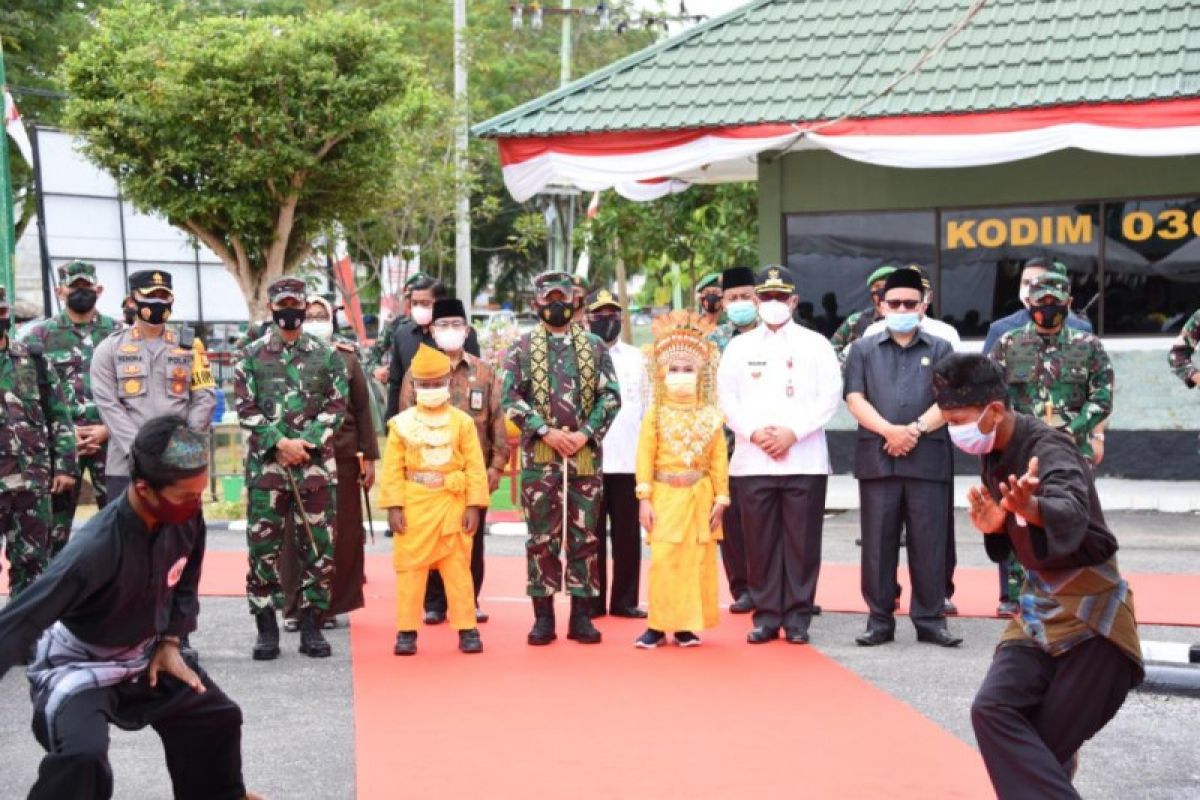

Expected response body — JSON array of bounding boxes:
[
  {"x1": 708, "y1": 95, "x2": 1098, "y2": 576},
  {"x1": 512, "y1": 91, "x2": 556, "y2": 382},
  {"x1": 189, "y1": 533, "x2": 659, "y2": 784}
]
[
  {"x1": 432, "y1": 320, "x2": 466, "y2": 330},
  {"x1": 884, "y1": 299, "x2": 922, "y2": 311}
]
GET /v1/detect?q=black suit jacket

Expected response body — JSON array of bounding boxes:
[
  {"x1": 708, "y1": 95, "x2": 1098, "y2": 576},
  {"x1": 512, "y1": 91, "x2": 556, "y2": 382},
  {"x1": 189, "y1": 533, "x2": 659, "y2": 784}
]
[{"x1": 385, "y1": 321, "x2": 480, "y2": 418}]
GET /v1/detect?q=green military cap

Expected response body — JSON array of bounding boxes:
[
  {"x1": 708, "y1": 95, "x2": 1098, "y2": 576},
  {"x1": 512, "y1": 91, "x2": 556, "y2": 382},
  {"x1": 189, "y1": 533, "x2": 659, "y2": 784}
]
[
  {"x1": 533, "y1": 271, "x2": 574, "y2": 298},
  {"x1": 586, "y1": 288, "x2": 621, "y2": 312},
  {"x1": 0, "y1": 286, "x2": 8, "y2": 309},
  {"x1": 1028, "y1": 271, "x2": 1070, "y2": 303},
  {"x1": 129, "y1": 269, "x2": 175, "y2": 298},
  {"x1": 268, "y1": 277, "x2": 307, "y2": 303},
  {"x1": 755, "y1": 264, "x2": 796, "y2": 294},
  {"x1": 696, "y1": 272, "x2": 721, "y2": 292},
  {"x1": 59, "y1": 260, "x2": 99, "y2": 286},
  {"x1": 867, "y1": 265, "x2": 897, "y2": 286},
  {"x1": 403, "y1": 271, "x2": 431, "y2": 289}
]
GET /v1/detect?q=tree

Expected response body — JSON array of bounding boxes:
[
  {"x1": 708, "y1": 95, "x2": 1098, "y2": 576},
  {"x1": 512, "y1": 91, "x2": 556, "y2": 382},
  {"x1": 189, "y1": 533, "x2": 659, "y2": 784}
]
[{"x1": 61, "y1": 1, "x2": 435, "y2": 318}]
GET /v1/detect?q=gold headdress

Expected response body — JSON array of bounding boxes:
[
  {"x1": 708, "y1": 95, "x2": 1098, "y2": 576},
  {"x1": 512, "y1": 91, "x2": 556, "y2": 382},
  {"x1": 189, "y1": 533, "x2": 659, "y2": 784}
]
[{"x1": 644, "y1": 310, "x2": 718, "y2": 407}]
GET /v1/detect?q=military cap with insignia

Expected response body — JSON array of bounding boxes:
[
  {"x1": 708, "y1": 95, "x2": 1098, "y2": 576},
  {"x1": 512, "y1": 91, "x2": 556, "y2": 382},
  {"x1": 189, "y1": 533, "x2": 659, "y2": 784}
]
[
  {"x1": 533, "y1": 271, "x2": 575, "y2": 298},
  {"x1": 59, "y1": 260, "x2": 99, "y2": 286},
  {"x1": 1028, "y1": 271, "x2": 1071, "y2": 303},
  {"x1": 268, "y1": 277, "x2": 307, "y2": 303},
  {"x1": 586, "y1": 288, "x2": 622, "y2": 312},
  {"x1": 129, "y1": 269, "x2": 175, "y2": 298},
  {"x1": 754, "y1": 265, "x2": 796, "y2": 294},
  {"x1": 403, "y1": 271, "x2": 432, "y2": 290}
]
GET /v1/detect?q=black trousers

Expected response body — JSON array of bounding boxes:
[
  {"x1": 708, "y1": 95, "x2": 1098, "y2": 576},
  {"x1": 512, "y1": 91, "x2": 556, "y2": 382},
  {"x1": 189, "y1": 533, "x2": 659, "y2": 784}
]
[
  {"x1": 971, "y1": 637, "x2": 1139, "y2": 799},
  {"x1": 944, "y1": 490, "x2": 957, "y2": 599},
  {"x1": 594, "y1": 473, "x2": 641, "y2": 613},
  {"x1": 719, "y1": 478, "x2": 749, "y2": 599},
  {"x1": 425, "y1": 510, "x2": 487, "y2": 612},
  {"x1": 858, "y1": 477, "x2": 950, "y2": 636},
  {"x1": 30, "y1": 665, "x2": 245, "y2": 800},
  {"x1": 736, "y1": 474, "x2": 827, "y2": 632}
]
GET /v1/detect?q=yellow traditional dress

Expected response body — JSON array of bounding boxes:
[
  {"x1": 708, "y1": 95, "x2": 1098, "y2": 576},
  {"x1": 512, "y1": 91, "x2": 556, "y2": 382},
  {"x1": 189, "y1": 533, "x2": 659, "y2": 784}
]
[
  {"x1": 635, "y1": 311, "x2": 730, "y2": 634},
  {"x1": 378, "y1": 351, "x2": 489, "y2": 632}
]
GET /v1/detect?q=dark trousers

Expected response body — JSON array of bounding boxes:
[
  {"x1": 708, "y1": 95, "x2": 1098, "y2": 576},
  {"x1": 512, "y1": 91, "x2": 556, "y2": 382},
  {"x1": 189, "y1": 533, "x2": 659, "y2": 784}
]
[
  {"x1": 944, "y1": 492, "x2": 957, "y2": 599},
  {"x1": 329, "y1": 458, "x2": 367, "y2": 616},
  {"x1": 30, "y1": 665, "x2": 245, "y2": 800},
  {"x1": 594, "y1": 473, "x2": 641, "y2": 613},
  {"x1": 971, "y1": 638, "x2": 1139, "y2": 799},
  {"x1": 719, "y1": 478, "x2": 749, "y2": 599},
  {"x1": 858, "y1": 477, "x2": 950, "y2": 636},
  {"x1": 737, "y1": 474, "x2": 827, "y2": 632},
  {"x1": 426, "y1": 509, "x2": 486, "y2": 612}
]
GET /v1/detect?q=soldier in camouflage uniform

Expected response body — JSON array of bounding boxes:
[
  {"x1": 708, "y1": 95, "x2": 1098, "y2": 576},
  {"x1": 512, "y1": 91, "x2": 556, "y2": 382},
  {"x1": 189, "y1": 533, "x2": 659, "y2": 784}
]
[
  {"x1": 1168, "y1": 308, "x2": 1200, "y2": 388},
  {"x1": 235, "y1": 278, "x2": 348, "y2": 661},
  {"x1": 502, "y1": 271, "x2": 621, "y2": 646},
  {"x1": 0, "y1": 287, "x2": 78, "y2": 596},
  {"x1": 21, "y1": 261, "x2": 121, "y2": 554},
  {"x1": 830, "y1": 265, "x2": 896, "y2": 363}
]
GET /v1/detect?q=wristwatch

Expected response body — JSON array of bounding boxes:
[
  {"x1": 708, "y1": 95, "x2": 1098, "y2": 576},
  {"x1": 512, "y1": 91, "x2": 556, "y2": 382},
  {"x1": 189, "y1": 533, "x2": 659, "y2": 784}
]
[
  {"x1": 915, "y1": 419, "x2": 930, "y2": 435},
  {"x1": 1091, "y1": 433, "x2": 1105, "y2": 442},
  {"x1": 536, "y1": 424, "x2": 550, "y2": 437}
]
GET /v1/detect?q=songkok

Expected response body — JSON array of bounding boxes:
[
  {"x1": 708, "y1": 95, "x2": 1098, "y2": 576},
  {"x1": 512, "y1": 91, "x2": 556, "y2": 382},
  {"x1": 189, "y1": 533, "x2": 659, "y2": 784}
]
[
  {"x1": 432, "y1": 298, "x2": 467, "y2": 321},
  {"x1": 883, "y1": 267, "x2": 925, "y2": 294},
  {"x1": 720, "y1": 267, "x2": 756, "y2": 290},
  {"x1": 410, "y1": 343, "x2": 451, "y2": 380}
]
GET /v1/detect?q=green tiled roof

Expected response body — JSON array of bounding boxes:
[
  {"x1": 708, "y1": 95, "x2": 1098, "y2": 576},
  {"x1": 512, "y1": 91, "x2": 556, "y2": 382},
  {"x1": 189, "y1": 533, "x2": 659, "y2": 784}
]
[{"x1": 474, "y1": 0, "x2": 1200, "y2": 138}]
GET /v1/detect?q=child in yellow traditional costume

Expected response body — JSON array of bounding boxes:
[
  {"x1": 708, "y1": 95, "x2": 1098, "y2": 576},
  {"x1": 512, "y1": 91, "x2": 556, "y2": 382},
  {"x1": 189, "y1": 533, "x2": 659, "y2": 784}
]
[
  {"x1": 379, "y1": 344, "x2": 490, "y2": 655},
  {"x1": 634, "y1": 311, "x2": 729, "y2": 648}
]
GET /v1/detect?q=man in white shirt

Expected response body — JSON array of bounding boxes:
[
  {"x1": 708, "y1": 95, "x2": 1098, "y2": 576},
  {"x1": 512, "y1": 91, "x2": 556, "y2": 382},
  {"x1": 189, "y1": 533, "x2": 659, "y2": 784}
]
[
  {"x1": 717, "y1": 266, "x2": 842, "y2": 645},
  {"x1": 586, "y1": 289, "x2": 649, "y2": 618}
]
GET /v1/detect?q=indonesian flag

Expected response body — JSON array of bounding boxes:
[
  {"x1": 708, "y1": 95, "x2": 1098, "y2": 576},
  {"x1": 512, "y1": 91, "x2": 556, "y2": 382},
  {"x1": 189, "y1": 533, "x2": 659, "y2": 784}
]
[{"x1": 5, "y1": 90, "x2": 32, "y2": 166}]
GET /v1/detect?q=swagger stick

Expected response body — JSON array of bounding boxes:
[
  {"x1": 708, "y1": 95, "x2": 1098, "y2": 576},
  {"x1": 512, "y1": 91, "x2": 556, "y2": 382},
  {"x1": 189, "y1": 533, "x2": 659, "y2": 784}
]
[{"x1": 358, "y1": 451, "x2": 375, "y2": 544}]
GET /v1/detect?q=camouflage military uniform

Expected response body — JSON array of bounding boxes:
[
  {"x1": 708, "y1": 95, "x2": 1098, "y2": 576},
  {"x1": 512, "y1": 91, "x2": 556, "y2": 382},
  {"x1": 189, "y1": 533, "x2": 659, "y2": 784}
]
[
  {"x1": 502, "y1": 307, "x2": 620, "y2": 599},
  {"x1": 1168, "y1": 309, "x2": 1200, "y2": 387},
  {"x1": 365, "y1": 314, "x2": 406, "y2": 372},
  {"x1": 829, "y1": 308, "x2": 879, "y2": 363},
  {"x1": 22, "y1": 299, "x2": 121, "y2": 554},
  {"x1": 0, "y1": 314, "x2": 78, "y2": 595},
  {"x1": 235, "y1": 324, "x2": 349, "y2": 614}
]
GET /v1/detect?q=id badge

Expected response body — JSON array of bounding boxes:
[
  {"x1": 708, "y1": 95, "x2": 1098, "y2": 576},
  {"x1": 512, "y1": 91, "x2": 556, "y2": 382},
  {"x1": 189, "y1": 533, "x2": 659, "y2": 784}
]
[{"x1": 469, "y1": 389, "x2": 484, "y2": 411}]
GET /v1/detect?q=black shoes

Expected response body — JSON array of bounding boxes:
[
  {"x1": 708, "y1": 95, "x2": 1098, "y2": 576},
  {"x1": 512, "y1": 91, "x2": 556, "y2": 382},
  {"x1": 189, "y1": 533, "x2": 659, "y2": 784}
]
[
  {"x1": 917, "y1": 628, "x2": 963, "y2": 648},
  {"x1": 458, "y1": 629, "x2": 483, "y2": 654},
  {"x1": 784, "y1": 628, "x2": 809, "y2": 645},
  {"x1": 675, "y1": 631, "x2": 702, "y2": 647},
  {"x1": 943, "y1": 599, "x2": 959, "y2": 616},
  {"x1": 635, "y1": 629, "x2": 666, "y2": 649},
  {"x1": 746, "y1": 626, "x2": 779, "y2": 644},
  {"x1": 299, "y1": 608, "x2": 332, "y2": 658},
  {"x1": 729, "y1": 594, "x2": 755, "y2": 614},
  {"x1": 424, "y1": 610, "x2": 447, "y2": 625},
  {"x1": 611, "y1": 607, "x2": 648, "y2": 619},
  {"x1": 252, "y1": 609, "x2": 281, "y2": 661},
  {"x1": 567, "y1": 597, "x2": 602, "y2": 644},
  {"x1": 812, "y1": 605, "x2": 822, "y2": 616},
  {"x1": 528, "y1": 597, "x2": 557, "y2": 646},
  {"x1": 394, "y1": 631, "x2": 417, "y2": 656},
  {"x1": 855, "y1": 629, "x2": 895, "y2": 647},
  {"x1": 475, "y1": 608, "x2": 489, "y2": 624}
]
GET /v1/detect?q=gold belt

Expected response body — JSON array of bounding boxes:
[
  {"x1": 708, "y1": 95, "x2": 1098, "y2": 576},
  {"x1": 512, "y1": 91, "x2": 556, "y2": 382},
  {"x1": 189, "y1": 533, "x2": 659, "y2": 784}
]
[
  {"x1": 407, "y1": 471, "x2": 445, "y2": 488},
  {"x1": 655, "y1": 470, "x2": 704, "y2": 488}
]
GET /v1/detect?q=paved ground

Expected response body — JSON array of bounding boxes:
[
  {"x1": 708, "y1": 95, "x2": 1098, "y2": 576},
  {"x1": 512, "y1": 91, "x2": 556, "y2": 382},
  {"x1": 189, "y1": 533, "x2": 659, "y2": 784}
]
[{"x1": 1, "y1": 509, "x2": 1198, "y2": 799}]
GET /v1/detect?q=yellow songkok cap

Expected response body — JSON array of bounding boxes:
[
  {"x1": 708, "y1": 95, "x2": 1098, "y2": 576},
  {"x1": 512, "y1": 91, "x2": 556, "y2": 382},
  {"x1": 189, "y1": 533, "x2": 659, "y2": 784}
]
[{"x1": 410, "y1": 343, "x2": 451, "y2": 380}]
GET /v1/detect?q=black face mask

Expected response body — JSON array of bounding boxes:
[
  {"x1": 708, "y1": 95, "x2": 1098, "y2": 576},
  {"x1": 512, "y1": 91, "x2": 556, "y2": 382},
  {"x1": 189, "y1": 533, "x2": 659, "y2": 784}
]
[
  {"x1": 700, "y1": 295, "x2": 722, "y2": 313},
  {"x1": 67, "y1": 288, "x2": 98, "y2": 314},
  {"x1": 123, "y1": 306, "x2": 137, "y2": 325},
  {"x1": 539, "y1": 300, "x2": 573, "y2": 327},
  {"x1": 136, "y1": 299, "x2": 172, "y2": 325},
  {"x1": 1031, "y1": 302, "x2": 1068, "y2": 330},
  {"x1": 273, "y1": 307, "x2": 306, "y2": 331},
  {"x1": 0, "y1": 317, "x2": 10, "y2": 336},
  {"x1": 589, "y1": 317, "x2": 622, "y2": 343}
]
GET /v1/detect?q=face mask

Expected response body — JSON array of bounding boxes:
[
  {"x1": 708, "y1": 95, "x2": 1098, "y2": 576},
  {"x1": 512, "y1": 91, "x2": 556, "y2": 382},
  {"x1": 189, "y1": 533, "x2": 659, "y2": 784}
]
[
  {"x1": 67, "y1": 288, "x2": 98, "y2": 314},
  {"x1": 411, "y1": 305, "x2": 434, "y2": 327},
  {"x1": 415, "y1": 385, "x2": 451, "y2": 409},
  {"x1": 758, "y1": 299, "x2": 792, "y2": 326},
  {"x1": 948, "y1": 408, "x2": 999, "y2": 455},
  {"x1": 123, "y1": 307, "x2": 137, "y2": 325},
  {"x1": 272, "y1": 307, "x2": 305, "y2": 331},
  {"x1": 303, "y1": 320, "x2": 333, "y2": 340},
  {"x1": 1030, "y1": 302, "x2": 1068, "y2": 330},
  {"x1": 700, "y1": 295, "x2": 722, "y2": 313},
  {"x1": 725, "y1": 300, "x2": 757, "y2": 327},
  {"x1": 539, "y1": 300, "x2": 573, "y2": 327},
  {"x1": 664, "y1": 372, "x2": 698, "y2": 401},
  {"x1": 136, "y1": 299, "x2": 172, "y2": 326},
  {"x1": 141, "y1": 485, "x2": 201, "y2": 525},
  {"x1": 589, "y1": 317, "x2": 622, "y2": 343},
  {"x1": 885, "y1": 312, "x2": 921, "y2": 333},
  {"x1": 432, "y1": 327, "x2": 468, "y2": 352}
]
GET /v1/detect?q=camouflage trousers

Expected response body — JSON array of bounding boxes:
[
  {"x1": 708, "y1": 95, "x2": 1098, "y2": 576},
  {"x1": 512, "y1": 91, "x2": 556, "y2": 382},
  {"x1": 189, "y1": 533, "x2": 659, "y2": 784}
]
[
  {"x1": 245, "y1": 485, "x2": 335, "y2": 614},
  {"x1": 521, "y1": 467, "x2": 602, "y2": 598},
  {"x1": 0, "y1": 489, "x2": 52, "y2": 597},
  {"x1": 49, "y1": 449, "x2": 108, "y2": 558}
]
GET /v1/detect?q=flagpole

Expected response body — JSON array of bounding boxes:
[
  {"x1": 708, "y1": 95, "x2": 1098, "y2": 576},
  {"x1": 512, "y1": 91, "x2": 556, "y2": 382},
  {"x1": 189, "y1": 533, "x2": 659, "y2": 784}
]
[{"x1": 0, "y1": 43, "x2": 16, "y2": 301}]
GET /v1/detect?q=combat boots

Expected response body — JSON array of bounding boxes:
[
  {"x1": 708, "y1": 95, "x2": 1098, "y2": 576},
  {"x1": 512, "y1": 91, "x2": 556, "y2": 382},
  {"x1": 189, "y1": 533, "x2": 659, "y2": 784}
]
[
  {"x1": 527, "y1": 596, "x2": 557, "y2": 646},
  {"x1": 567, "y1": 596, "x2": 602, "y2": 644},
  {"x1": 252, "y1": 609, "x2": 280, "y2": 661},
  {"x1": 298, "y1": 608, "x2": 332, "y2": 658}
]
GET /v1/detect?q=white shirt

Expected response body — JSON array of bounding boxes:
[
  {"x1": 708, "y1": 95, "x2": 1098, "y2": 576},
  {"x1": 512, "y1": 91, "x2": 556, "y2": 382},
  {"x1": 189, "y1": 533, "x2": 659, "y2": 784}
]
[
  {"x1": 718, "y1": 321, "x2": 842, "y2": 477},
  {"x1": 863, "y1": 316, "x2": 962, "y2": 350},
  {"x1": 602, "y1": 340, "x2": 648, "y2": 474}
]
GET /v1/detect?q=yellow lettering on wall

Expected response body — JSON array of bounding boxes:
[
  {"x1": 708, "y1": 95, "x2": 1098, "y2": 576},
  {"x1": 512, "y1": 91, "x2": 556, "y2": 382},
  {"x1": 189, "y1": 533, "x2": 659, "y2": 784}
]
[
  {"x1": 976, "y1": 219, "x2": 1006, "y2": 247},
  {"x1": 1122, "y1": 211, "x2": 1154, "y2": 241},
  {"x1": 946, "y1": 219, "x2": 976, "y2": 249},
  {"x1": 1056, "y1": 215, "x2": 1092, "y2": 245},
  {"x1": 1010, "y1": 218, "x2": 1038, "y2": 246},
  {"x1": 1159, "y1": 209, "x2": 1189, "y2": 240}
]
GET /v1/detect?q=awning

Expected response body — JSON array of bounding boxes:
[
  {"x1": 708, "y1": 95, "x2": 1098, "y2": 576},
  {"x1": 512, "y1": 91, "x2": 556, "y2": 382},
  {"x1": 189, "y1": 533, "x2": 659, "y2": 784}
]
[{"x1": 496, "y1": 97, "x2": 1200, "y2": 202}]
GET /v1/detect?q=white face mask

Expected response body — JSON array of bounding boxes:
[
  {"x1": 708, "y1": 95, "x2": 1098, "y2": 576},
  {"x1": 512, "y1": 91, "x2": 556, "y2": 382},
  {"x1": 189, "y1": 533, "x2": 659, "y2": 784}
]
[
  {"x1": 432, "y1": 327, "x2": 468, "y2": 353},
  {"x1": 758, "y1": 299, "x2": 792, "y2": 326},
  {"x1": 663, "y1": 371, "x2": 698, "y2": 401},
  {"x1": 303, "y1": 320, "x2": 333, "y2": 340},
  {"x1": 411, "y1": 305, "x2": 434, "y2": 327},
  {"x1": 415, "y1": 385, "x2": 451, "y2": 409},
  {"x1": 947, "y1": 408, "x2": 999, "y2": 455}
]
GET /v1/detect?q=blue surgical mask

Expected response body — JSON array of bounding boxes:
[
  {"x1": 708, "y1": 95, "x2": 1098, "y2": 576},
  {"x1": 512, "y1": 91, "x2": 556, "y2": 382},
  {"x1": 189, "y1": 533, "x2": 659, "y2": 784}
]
[
  {"x1": 725, "y1": 300, "x2": 757, "y2": 327},
  {"x1": 885, "y1": 312, "x2": 920, "y2": 333},
  {"x1": 948, "y1": 409, "x2": 998, "y2": 455}
]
